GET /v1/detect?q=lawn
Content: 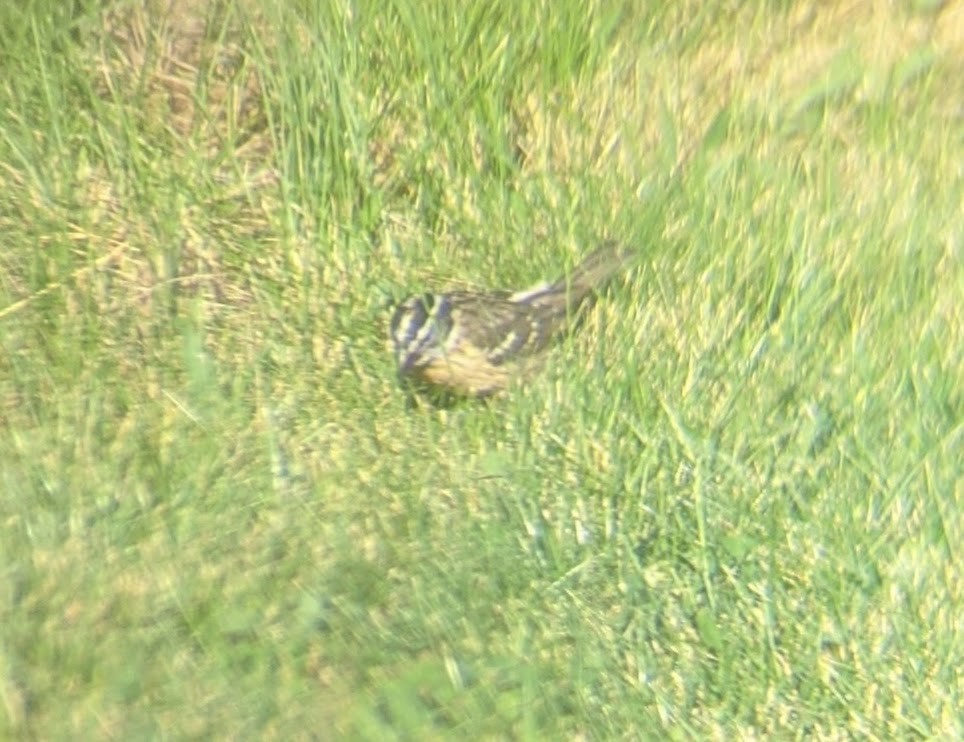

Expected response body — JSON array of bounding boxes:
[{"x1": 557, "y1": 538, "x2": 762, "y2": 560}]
[{"x1": 1, "y1": 0, "x2": 960, "y2": 738}]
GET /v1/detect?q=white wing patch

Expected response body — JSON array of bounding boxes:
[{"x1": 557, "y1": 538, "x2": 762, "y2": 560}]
[{"x1": 508, "y1": 281, "x2": 554, "y2": 303}]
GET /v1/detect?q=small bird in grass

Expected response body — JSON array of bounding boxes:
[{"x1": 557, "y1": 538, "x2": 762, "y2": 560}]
[{"x1": 389, "y1": 243, "x2": 634, "y2": 399}]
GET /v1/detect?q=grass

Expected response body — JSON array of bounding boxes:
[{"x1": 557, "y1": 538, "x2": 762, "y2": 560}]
[{"x1": 1, "y1": 0, "x2": 961, "y2": 737}]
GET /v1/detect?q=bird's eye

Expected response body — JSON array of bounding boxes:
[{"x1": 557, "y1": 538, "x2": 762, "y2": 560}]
[{"x1": 422, "y1": 293, "x2": 436, "y2": 310}]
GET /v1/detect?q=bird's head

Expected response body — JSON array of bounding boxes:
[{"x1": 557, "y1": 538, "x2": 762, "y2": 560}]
[{"x1": 389, "y1": 293, "x2": 453, "y2": 373}]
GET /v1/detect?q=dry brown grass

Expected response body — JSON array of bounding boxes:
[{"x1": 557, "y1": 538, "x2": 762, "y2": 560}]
[
  {"x1": 1, "y1": 1, "x2": 284, "y2": 334},
  {"x1": 96, "y1": 0, "x2": 268, "y2": 153}
]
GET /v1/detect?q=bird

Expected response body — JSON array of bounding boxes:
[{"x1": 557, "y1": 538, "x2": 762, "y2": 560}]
[{"x1": 389, "y1": 243, "x2": 634, "y2": 398}]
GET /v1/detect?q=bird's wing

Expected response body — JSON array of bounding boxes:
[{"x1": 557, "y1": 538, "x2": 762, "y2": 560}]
[{"x1": 448, "y1": 293, "x2": 560, "y2": 366}]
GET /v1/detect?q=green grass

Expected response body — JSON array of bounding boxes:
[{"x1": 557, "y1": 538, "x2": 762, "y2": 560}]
[{"x1": 1, "y1": 0, "x2": 961, "y2": 737}]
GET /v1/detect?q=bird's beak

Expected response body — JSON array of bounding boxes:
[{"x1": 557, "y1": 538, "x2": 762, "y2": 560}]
[{"x1": 398, "y1": 350, "x2": 419, "y2": 375}]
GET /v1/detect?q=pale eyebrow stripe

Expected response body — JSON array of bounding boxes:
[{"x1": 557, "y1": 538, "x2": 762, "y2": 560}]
[
  {"x1": 410, "y1": 294, "x2": 451, "y2": 347},
  {"x1": 393, "y1": 299, "x2": 426, "y2": 346}
]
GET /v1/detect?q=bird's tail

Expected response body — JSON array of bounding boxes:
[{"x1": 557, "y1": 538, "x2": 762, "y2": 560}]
[
  {"x1": 511, "y1": 243, "x2": 634, "y2": 311},
  {"x1": 558, "y1": 243, "x2": 635, "y2": 304}
]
